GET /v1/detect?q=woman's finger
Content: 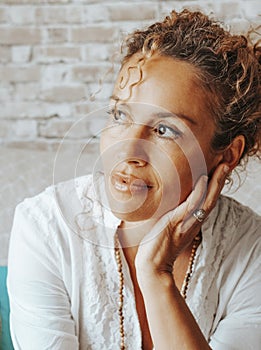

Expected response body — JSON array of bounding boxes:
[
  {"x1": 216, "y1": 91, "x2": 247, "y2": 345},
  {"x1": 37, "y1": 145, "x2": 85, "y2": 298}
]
[
  {"x1": 141, "y1": 174, "x2": 209, "y2": 244},
  {"x1": 203, "y1": 163, "x2": 230, "y2": 213},
  {"x1": 141, "y1": 164, "x2": 229, "y2": 245},
  {"x1": 160, "y1": 174, "x2": 208, "y2": 226},
  {"x1": 185, "y1": 175, "x2": 208, "y2": 216},
  {"x1": 182, "y1": 163, "x2": 230, "y2": 232}
]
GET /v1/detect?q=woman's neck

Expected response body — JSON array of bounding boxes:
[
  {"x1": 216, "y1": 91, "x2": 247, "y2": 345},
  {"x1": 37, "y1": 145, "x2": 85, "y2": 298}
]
[{"x1": 117, "y1": 218, "x2": 158, "y2": 249}]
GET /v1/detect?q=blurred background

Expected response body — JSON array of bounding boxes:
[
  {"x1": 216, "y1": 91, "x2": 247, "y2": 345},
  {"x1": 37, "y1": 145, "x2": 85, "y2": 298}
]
[{"x1": 0, "y1": 0, "x2": 261, "y2": 264}]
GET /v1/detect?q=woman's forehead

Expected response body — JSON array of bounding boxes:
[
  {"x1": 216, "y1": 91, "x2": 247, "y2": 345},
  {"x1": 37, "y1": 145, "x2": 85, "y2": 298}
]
[{"x1": 113, "y1": 55, "x2": 213, "y2": 127}]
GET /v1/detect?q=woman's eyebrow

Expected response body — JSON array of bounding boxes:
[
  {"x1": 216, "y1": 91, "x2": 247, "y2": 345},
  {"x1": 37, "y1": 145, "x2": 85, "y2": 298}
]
[
  {"x1": 109, "y1": 94, "x2": 197, "y2": 126},
  {"x1": 154, "y1": 112, "x2": 198, "y2": 126}
]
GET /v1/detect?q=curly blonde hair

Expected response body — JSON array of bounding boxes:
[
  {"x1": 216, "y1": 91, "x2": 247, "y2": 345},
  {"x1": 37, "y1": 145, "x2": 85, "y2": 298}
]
[{"x1": 121, "y1": 9, "x2": 261, "y2": 164}]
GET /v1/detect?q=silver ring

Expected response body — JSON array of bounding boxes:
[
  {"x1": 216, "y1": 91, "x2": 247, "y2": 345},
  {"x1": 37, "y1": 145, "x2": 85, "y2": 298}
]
[{"x1": 193, "y1": 209, "x2": 207, "y2": 222}]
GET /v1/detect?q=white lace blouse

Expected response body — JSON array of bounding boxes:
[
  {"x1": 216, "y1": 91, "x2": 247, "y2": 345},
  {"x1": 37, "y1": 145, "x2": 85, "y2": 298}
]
[{"x1": 7, "y1": 175, "x2": 261, "y2": 350}]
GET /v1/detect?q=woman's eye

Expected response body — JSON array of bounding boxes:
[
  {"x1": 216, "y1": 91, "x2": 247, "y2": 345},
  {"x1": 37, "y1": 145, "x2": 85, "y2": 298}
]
[
  {"x1": 107, "y1": 108, "x2": 128, "y2": 123},
  {"x1": 155, "y1": 123, "x2": 181, "y2": 140}
]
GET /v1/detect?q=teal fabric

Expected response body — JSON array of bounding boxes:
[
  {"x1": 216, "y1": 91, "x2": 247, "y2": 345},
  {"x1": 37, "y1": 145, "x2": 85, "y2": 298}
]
[{"x1": 0, "y1": 266, "x2": 14, "y2": 350}]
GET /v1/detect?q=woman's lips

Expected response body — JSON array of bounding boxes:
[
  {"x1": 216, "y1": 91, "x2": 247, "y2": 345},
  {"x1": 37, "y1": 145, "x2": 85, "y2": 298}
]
[{"x1": 111, "y1": 172, "x2": 153, "y2": 194}]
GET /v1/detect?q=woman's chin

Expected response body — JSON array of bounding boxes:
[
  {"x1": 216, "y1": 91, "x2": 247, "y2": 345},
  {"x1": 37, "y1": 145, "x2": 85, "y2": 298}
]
[
  {"x1": 106, "y1": 194, "x2": 160, "y2": 223},
  {"x1": 111, "y1": 207, "x2": 153, "y2": 223},
  {"x1": 107, "y1": 194, "x2": 172, "y2": 223},
  {"x1": 104, "y1": 179, "x2": 156, "y2": 221}
]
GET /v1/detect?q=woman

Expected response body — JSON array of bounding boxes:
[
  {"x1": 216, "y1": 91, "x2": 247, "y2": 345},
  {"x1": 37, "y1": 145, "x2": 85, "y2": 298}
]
[{"x1": 8, "y1": 9, "x2": 261, "y2": 350}]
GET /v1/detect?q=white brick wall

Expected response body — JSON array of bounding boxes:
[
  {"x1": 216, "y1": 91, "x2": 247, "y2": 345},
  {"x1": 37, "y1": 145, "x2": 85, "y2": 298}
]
[{"x1": 0, "y1": 0, "x2": 260, "y2": 151}]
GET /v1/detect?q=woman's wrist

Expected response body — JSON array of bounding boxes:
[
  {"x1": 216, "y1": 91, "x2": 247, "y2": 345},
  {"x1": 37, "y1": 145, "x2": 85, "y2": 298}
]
[{"x1": 137, "y1": 268, "x2": 176, "y2": 293}]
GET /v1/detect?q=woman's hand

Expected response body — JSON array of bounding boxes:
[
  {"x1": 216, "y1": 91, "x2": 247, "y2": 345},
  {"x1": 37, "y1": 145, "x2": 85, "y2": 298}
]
[{"x1": 135, "y1": 163, "x2": 230, "y2": 287}]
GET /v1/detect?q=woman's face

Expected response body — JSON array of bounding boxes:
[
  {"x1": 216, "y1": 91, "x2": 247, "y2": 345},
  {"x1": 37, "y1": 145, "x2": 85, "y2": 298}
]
[{"x1": 100, "y1": 54, "x2": 221, "y2": 222}]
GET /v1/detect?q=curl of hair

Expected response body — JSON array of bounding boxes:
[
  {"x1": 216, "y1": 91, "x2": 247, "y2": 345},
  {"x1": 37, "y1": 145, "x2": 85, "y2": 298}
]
[{"x1": 122, "y1": 9, "x2": 261, "y2": 164}]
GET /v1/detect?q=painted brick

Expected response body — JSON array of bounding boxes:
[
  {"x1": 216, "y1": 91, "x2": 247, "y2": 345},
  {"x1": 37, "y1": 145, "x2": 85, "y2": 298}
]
[
  {"x1": 12, "y1": 46, "x2": 32, "y2": 63},
  {"x1": 229, "y1": 18, "x2": 253, "y2": 35},
  {"x1": 87, "y1": 83, "x2": 113, "y2": 101},
  {"x1": 70, "y1": 25, "x2": 118, "y2": 43},
  {"x1": 0, "y1": 28, "x2": 41, "y2": 45},
  {"x1": 34, "y1": 46, "x2": 81, "y2": 63},
  {"x1": 0, "y1": 102, "x2": 72, "y2": 119},
  {"x1": 83, "y1": 4, "x2": 110, "y2": 23},
  {"x1": 44, "y1": 103, "x2": 72, "y2": 119},
  {"x1": 40, "y1": 85, "x2": 86, "y2": 103},
  {"x1": 67, "y1": 6, "x2": 84, "y2": 23},
  {"x1": 0, "y1": 46, "x2": 11, "y2": 63},
  {"x1": 41, "y1": 64, "x2": 70, "y2": 83},
  {"x1": 88, "y1": 113, "x2": 108, "y2": 137},
  {"x1": 44, "y1": 0, "x2": 70, "y2": 3},
  {"x1": 35, "y1": 7, "x2": 67, "y2": 24},
  {"x1": 71, "y1": 64, "x2": 114, "y2": 83},
  {"x1": 39, "y1": 119, "x2": 91, "y2": 139},
  {"x1": 74, "y1": 102, "x2": 105, "y2": 117},
  {"x1": 35, "y1": 6, "x2": 83, "y2": 24},
  {"x1": 44, "y1": 27, "x2": 69, "y2": 43},
  {"x1": 0, "y1": 7, "x2": 8, "y2": 23},
  {"x1": 39, "y1": 119, "x2": 73, "y2": 138},
  {"x1": 107, "y1": 3, "x2": 158, "y2": 21},
  {"x1": 0, "y1": 66, "x2": 41, "y2": 82},
  {"x1": 217, "y1": 2, "x2": 242, "y2": 20},
  {"x1": 0, "y1": 83, "x2": 14, "y2": 101},
  {"x1": 82, "y1": 43, "x2": 116, "y2": 61},
  {"x1": 241, "y1": 1, "x2": 261, "y2": 19},
  {"x1": 0, "y1": 120, "x2": 14, "y2": 138},
  {"x1": 0, "y1": 102, "x2": 42, "y2": 118},
  {"x1": 9, "y1": 6, "x2": 35, "y2": 24},
  {"x1": 159, "y1": 1, "x2": 217, "y2": 17},
  {"x1": 15, "y1": 120, "x2": 38, "y2": 138},
  {"x1": 53, "y1": 140, "x2": 100, "y2": 154},
  {"x1": 2, "y1": 140, "x2": 54, "y2": 152},
  {"x1": 159, "y1": 2, "x2": 189, "y2": 16},
  {"x1": 4, "y1": 0, "x2": 70, "y2": 3},
  {"x1": 116, "y1": 19, "x2": 156, "y2": 39},
  {"x1": 14, "y1": 83, "x2": 40, "y2": 101}
]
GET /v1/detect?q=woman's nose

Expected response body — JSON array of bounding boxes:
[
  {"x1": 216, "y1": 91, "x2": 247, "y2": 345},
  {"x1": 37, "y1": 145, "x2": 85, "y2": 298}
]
[
  {"x1": 123, "y1": 155, "x2": 147, "y2": 167},
  {"x1": 116, "y1": 126, "x2": 150, "y2": 167}
]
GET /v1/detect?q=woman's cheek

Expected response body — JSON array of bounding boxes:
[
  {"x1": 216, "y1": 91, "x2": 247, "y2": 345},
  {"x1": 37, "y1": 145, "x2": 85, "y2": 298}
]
[{"x1": 160, "y1": 152, "x2": 193, "y2": 209}]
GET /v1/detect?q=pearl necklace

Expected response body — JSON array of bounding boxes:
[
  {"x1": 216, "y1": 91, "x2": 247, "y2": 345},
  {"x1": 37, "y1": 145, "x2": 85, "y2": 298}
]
[{"x1": 114, "y1": 232, "x2": 202, "y2": 349}]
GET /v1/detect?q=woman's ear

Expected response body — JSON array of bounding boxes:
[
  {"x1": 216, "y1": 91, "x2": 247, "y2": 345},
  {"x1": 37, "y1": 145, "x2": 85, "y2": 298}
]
[{"x1": 221, "y1": 135, "x2": 245, "y2": 170}]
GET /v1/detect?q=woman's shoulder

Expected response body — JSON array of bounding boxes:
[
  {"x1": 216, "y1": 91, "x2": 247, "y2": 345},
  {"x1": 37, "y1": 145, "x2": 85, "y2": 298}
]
[
  {"x1": 14, "y1": 174, "x2": 94, "y2": 231},
  {"x1": 202, "y1": 195, "x2": 260, "y2": 266},
  {"x1": 214, "y1": 195, "x2": 260, "y2": 257},
  {"x1": 218, "y1": 194, "x2": 260, "y2": 230}
]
